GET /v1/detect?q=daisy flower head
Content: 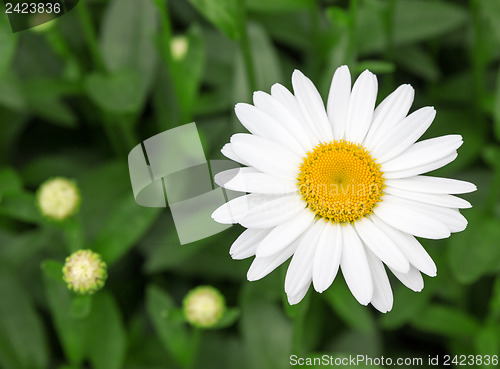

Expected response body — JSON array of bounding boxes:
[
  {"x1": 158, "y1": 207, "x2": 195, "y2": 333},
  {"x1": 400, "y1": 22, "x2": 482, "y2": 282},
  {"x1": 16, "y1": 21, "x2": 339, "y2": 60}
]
[{"x1": 212, "y1": 66, "x2": 476, "y2": 313}]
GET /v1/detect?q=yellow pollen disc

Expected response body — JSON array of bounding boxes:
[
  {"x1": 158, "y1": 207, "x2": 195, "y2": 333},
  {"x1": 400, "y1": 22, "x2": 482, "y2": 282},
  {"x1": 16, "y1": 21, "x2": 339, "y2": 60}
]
[{"x1": 297, "y1": 140, "x2": 385, "y2": 224}]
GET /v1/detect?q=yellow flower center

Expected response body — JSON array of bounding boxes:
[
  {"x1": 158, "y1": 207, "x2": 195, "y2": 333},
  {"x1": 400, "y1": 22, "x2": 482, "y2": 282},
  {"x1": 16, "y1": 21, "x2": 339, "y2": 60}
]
[{"x1": 297, "y1": 140, "x2": 385, "y2": 223}]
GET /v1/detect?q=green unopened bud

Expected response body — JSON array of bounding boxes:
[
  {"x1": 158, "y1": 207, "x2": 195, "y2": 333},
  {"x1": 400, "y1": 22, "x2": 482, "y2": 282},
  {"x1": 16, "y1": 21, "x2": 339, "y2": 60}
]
[
  {"x1": 63, "y1": 250, "x2": 107, "y2": 295},
  {"x1": 37, "y1": 177, "x2": 80, "y2": 221},
  {"x1": 171, "y1": 35, "x2": 189, "y2": 61},
  {"x1": 183, "y1": 286, "x2": 225, "y2": 328}
]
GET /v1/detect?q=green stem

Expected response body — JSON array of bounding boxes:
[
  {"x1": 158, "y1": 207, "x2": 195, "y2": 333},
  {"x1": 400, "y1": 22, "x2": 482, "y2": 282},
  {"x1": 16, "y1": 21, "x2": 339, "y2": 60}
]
[
  {"x1": 291, "y1": 293, "x2": 310, "y2": 355},
  {"x1": 238, "y1": 0, "x2": 256, "y2": 93},
  {"x1": 75, "y1": 1, "x2": 106, "y2": 73},
  {"x1": 292, "y1": 310, "x2": 305, "y2": 354},
  {"x1": 384, "y1": 0, "x2": 396, "y2": 86},
  {"x1": 484, "y1": 165, "x2": 500, "y2": 216},
  {"x1": 346, "y1": 0, "x2": 359, "y2": 66},
  {"x1": 76, "y1": 2, "x2": 136, "y2": 155},
  {"x1": 306, "y1": 0, "x2": 321, "y2": 77},
  {"x1": 186, "y1": 328, "x2": 202, "y2": 369}
]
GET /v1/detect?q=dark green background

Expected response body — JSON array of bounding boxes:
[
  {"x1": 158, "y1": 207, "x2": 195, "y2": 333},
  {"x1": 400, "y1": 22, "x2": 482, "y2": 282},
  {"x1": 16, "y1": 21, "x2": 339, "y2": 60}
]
[{"x1": 0, "y1": 0, "x2": 498, "y2": 368}]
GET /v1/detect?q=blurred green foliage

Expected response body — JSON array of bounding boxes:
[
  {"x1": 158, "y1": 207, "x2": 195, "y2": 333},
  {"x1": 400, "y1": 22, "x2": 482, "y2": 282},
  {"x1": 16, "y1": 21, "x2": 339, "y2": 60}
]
[{"x1": 0, "y1": 0, "x2": 499, "y2": 368}]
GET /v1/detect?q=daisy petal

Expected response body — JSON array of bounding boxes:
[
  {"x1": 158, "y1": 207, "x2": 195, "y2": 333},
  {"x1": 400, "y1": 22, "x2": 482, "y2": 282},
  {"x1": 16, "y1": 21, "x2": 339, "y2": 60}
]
[
  {"x1": 327, "y1": 65, "x2": 351, "y2": 140},
  {"x1": 345, "y1": 70, "x2": 378, "y2": 144},
  {"x1": 239, "y1": 194, "x2": 305, "y2": 228},
  {"x1": 253, "y1": 91, "x2": 315, "y2": 150},
  {"x1": 287, "y1": 282, "x2": 311, "y2": 305},
  {"x1": 221, "y1": 143, "x2": 250, "y2": 166},
  {"x1": 247, "y1": 242, "x2": 298, "y2": 281},
  {"x1": 292, "y1": 70, "x2": 334, "y2": 141},
  {"x1": 399, "y1": 198, "x2": 468, "y2": 233},
  {"x1": 340, "y1": 224, "x2": 373, "y2": 305},
  {"x1": 354, "y1": 217, "x2": 410, "y2": 273},
  {"x1": 382, "y1": 135, "x2": 462, "y2": 173},
  {"x1": 211, "y1": 194, "x2": 252, "y2": 224},
  {"x1": 215, "y1": 167, "x2": 297, "y2": 195},
  {"x1": 384, "y1": 176, "x2": 477, "y2": 194},
  {"x1": 235, "y1": 103, "x2": 305, "y2": 155},
  {"x1": 383, "y1": 152, "x2": 458, "y2": 179},
  {"x1": 230, "y1": 133, "x2": 301, "y2": 180},
  {"x1": 390, "y1": 265, "x2": 424, "y2": 292},
  {"x1": 365, "y1": 248, "x2": 393, "y2": 313},
  {"x1": 364, "y1": 84, "x2": 414, "y2": 150},
  {"x1": 214, "y1": 167, "x2": 257, "y2": 187},
  {"x1": 384, "y1": 186, "x2": 471, "y2": 209},
  {"x1": 285, "y1": 221, "x2": 323, "y2": 296},
  {"x1": 312, "y1": 222, "x2": 342, "y2": 293},
  {"x1": 271, "y1": 83, "x2": 320, "y2": 145},
  {"x1": 373, "y1": 107, "x2": 436, "y2": 163},
  {"x1": 256, "y1": 210, "x2": 315, "y2": 258},
  {"x1": 371, "y1": 214, "x2": 437, "y2": 277},
  {"x1": 230, "y1": 228, "x2": 271, "y2": 260},
  {"x1": 374, "y1": 195, "x2": 450, "y2": 239}
]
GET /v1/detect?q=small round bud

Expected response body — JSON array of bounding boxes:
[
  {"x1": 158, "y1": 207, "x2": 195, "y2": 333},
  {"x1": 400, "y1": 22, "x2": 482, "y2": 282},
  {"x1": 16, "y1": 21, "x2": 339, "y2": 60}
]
[
  {"x1": 183, "y1": 286, "x2": 226, "y2": 328},
  {"x1": 37, "y1": 177, "x2": 80, "y2": 221},
  {"x1": 63, "y1": 250, "x2": 107, "y2": 295},
  {"x1": 171, "y1": 35, "x2": 189, "y2": 61}
]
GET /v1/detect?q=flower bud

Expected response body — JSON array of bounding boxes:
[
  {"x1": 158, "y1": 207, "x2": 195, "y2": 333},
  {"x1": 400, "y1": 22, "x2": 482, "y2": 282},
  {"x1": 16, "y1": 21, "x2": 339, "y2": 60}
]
[
  {"x1": 183, "y1": 286, "x2": 226, "y2": 328},
  {"x1": 171, "y1": 35, "x2": 189, "y2": 61},
  {"x1": 63, "y1": 250, "x2": 107, "y2": 295},
  {"x1": 37, "y1": 177, "x2": 80, "y2": 221}
]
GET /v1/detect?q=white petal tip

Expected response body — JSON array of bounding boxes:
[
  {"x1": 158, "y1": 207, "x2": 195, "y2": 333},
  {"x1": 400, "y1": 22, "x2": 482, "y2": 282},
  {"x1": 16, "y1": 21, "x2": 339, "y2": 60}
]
[{"x1": 246, "y1": 273, "x2": 258, "y2": 282}]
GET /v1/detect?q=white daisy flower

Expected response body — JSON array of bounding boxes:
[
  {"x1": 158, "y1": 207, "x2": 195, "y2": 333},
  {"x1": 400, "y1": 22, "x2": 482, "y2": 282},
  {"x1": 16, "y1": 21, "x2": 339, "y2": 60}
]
[{"x1": 212, "y1": 66, "x2": 476, "y2": 313}]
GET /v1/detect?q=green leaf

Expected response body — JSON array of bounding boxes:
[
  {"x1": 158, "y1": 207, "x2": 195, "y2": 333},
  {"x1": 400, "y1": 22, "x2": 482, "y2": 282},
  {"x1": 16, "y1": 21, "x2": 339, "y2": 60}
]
[
  {"x1": 84, "y1": 71, "x2": 143, "y2": 113},
  {"x1": 494, "y1": 66, "x2": 500, "y2": 141},
  {"x1": 0, "y1": 167, "x2": 22, "y2": 198},
  {"x1": 245, "y1": 0, "x2": 312, "y2": 12},
  {"x1": 474, "y1": 324, "x2": 500, "y2": 356},
  {"x1": 0, "y1": 74, "x2": 25, "y2": 110},
  {"x1": 86, "y1": 292, "x2": 126, "y2": 369},
  {"x1": 171, "y1": 26, "x2": 205, "y2": 122},
  {"x1": 0, "y1": 191, "x2": 43, "y2": 224},
  {"x1": 0, "y1": 272, "x2": 48, "y2": 369},
  {"x1": 240, "y1": 282, "x2": 293, "y2": 369},
  {"x1": 91, "y1": 194, "x2": 161, "y2": 265},
  {"x1": 357, "y1": 0, "x2": 467, "y2": 54},
  {"x1": 380, "y1": 281, "x2": 433, "y2": 330},
  {"x1": 353, "y1": 60, "x2": 395, "y2": 75},
  {"x1": 393, "y1": 45, "x2": 441, "y2": 82},
  {"x1": 41, "y1": 260, "x2": 64, "y2": 282},
  {"x1": 211, "y1": 307, "x2": 240, "y2": 329},
  {"x1": 0, "y1": 14, "x2": 17, "y2": 79},
  {"x1": 393, "y1": 0, "x2": 467, "y2": 45},
  {"x1": 42, "y1": 261, "x2": 87, "y2": 365},
  {"x1": 100, "y1": 0, "x2": 158, "y2": 92},
  {"x1": 489, "y1": 276, "x2": 500, "y2": 320},
  {"x1": 411, "y1": 304, "x2": 479, "y2": 338},
  {"x1": 27, "y1": 97, "x2": 77, "y2": 128},
  {"x1": 188, "y1": 0, "x2": 243, "y2": 40},
  {"x1": 0, "y1": 229, "x2": 53, "y2": 268},
  {"x1": 480, "y1": 0, "x2": 500, "y2": 44},
  {"x1": 233, "y1": 22, "x2": 282, "y2": 104},
  {"x1": 146, "y1": 285, "x2": 193, "y2": 368},
  {"x1": 322, "y1": 279, "x2": 376, "y2": 334},
  {"x1": 448, "y1": 211, "x2": 500, "y2": 284},
  {"x1": 70, "y1": 295, "x2": 92, "y2": 319}
]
